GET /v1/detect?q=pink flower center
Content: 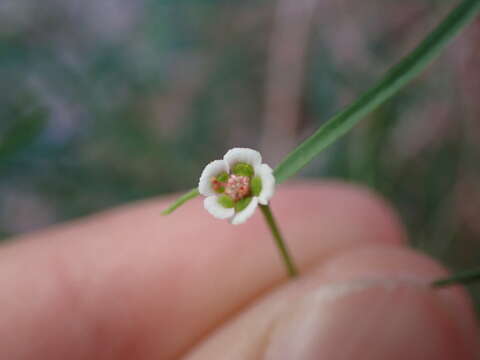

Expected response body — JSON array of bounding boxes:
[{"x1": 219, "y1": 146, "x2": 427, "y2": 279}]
[
  {"x1": 214, "y1": 174, "x2": 250, "y2": 201},
  {"x1": 211, "y1": 174, "x2": 251, "y2": 201}
]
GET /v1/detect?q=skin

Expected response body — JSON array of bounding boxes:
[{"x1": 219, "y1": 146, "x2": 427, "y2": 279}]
[{"x1": 0, "y1": 181, "x2": 477, "y2": 359}]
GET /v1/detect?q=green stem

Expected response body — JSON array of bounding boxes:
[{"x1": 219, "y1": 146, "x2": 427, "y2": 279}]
[
  {"x1": 259, "y1": 204, "x2": 298, "y2": 278},
  {"x1": 162, "y1": 189, "x2": 200, "y2": 215},
  {"x1": 432, "y1": 268, "x2": 480, "y2": 288}
]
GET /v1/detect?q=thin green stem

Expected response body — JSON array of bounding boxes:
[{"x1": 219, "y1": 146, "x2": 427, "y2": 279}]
[
  {"x1": 259, "y1": 204, "x2": 298, "y2": 278},
  {"x1": 432, "y1": 268, "x2": 480, "y2": 288},
  {"x1": 161, "y1": 189, "x2": 200, "y2": 215}
]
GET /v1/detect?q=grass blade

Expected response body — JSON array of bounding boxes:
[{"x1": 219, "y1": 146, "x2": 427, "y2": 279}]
[
  {"x1": 274, "y1": 0, "x2": 480, "y2": 184},
  {"x1": 432, "y1": 268, "x2": 480, "y2": 288},
  {"x1": 162, "y1": 188, "x2": 199, "y2": 215}
]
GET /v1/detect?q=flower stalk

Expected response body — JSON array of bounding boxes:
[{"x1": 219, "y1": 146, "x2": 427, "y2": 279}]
[
  {"x1": 259, "y1": 204, "x2": 298, "y2": 278},
  {"x1": 161, "y1": 189, "x2": 199, "y2": 215}
]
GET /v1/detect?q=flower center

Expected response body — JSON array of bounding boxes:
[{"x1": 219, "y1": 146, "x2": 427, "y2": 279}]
[{"x1": 224, "y1": 174, "x2": 251, "y2": 201}]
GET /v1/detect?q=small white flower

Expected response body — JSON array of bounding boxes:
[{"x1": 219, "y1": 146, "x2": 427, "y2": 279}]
[{"x1": 198, "y1": 148, "x2": 275, "y2": 225}]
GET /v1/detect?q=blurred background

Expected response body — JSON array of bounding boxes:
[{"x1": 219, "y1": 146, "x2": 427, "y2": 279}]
[{"x1": 0, "y1": 0, "x2": 479, "y2": 304}]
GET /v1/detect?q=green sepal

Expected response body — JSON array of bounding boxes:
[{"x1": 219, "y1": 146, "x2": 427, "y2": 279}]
[
  {"x1": 218, "y1": 195, "x2": 235, "y2": 208},
  {"x1": 251, "y1": 176, "x2": 262, "y2": 196},
  {"x1": 235, "y1": 196, "x2": 253, "y2": 212},
  {"x1": 232, "y1": 163, "x2": 254, "y2": 177}
]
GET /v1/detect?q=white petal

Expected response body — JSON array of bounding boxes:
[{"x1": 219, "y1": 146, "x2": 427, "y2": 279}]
[
  {"x1": 223, "y1": 148, "x2": 262, "y2": 169},
  {"x1": 254, "y1": 164, "x2": 275, "y2": 205},
  {"x1": 231, "y1": 197, "x2": 259, "y2": 225},
  {"x1": 204, "y1": 196, "x2": 235, "y2": 220},
  {"x1": 198, "y1": 160, "x2": 229, "y2": 196}
]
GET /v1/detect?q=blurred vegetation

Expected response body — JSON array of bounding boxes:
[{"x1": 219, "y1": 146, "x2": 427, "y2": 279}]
[{"x1": 1, "y1": 0, "x2": 480, "y2": 302}]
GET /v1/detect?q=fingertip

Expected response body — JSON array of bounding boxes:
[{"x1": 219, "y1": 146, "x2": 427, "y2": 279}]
[
  {"x1": 265, "y1": 280, "x2": 477, "y2": 360},
  {"x1": 0, "y1": 181, "x2": 412, "y2": 359},
  {"x1": 187, "y1": 245, "x2": 478, "y2": 360},
  {"x1": 309, "y1": 245, "x2": 479, "y2": 359}
]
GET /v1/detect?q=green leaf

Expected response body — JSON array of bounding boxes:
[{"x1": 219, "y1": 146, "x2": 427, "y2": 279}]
[
  {"x1": 432, "y1": 268, "x2": 480, "y2": 288},
  {"x1": 274, "y1": 0, "x2": 480, "y2": 184},
  {"x1": 0, "y1": 107, "x2": 47, "y2": 161},
  {"x1": 161, "y1": 188, "x2": 200, "y2": 215}
]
